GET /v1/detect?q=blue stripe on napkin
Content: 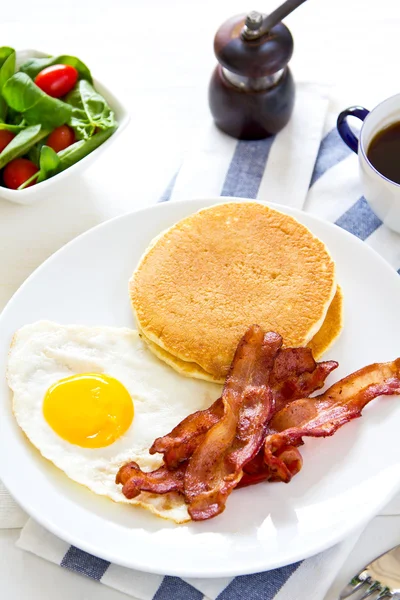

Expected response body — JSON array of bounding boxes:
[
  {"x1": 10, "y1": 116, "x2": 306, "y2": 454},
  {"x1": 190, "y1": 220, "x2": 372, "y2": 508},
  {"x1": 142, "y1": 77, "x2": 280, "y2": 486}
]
[
  {"x1": 61, "y1": 545, "x2": 110, "y2": 580},
  {"x1": 310, "y1": 128, "x2": 353, "y2": 187},
  {"x1": 217, "y1": 561, "x2": 302, "y2": 600},
  {"x1": 159, "y1": 172, "x2": 179, "y2": 203},
  {"x1": 335, "y1": 197, "x2": 382, "y2": 240},
  {"x1": 221, "y1": 138, "x2": 275, "y2": 198},
  {"x1": 154, "y1": 576, "x2": 203, "y2": 600}
]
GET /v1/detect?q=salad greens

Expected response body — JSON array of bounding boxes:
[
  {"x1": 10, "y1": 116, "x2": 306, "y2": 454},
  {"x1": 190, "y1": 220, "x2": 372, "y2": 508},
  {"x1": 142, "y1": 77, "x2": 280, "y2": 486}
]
[
  {"x1": 57, "y1": 127, "x2": 116, "y2": 169},
  {"x1": 36, "y1": 145, "x2": 60, "y2": 182},
  {"x1": 0, "y1": 47, "x2": 16, "y2": 120},
  {"x1": 0, "y1": 47, "x2": 118, "y2": 190},
  {"x1": 0, "y1": 124, "x2": 49, "y2": 169},
  {"x1": 67, "y1": 80, "x2": 116, "y2": 139},
  {"x1": 3, "y1": 73, "x2": 73, "y2": 128},
  {"x1": 20, "y1": 145, "x2": 61, "y2": 188}
]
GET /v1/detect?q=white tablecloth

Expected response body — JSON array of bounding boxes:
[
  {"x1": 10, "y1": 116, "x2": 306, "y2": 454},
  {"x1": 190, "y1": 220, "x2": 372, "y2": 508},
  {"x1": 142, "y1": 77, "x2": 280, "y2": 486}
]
[{"x1": 1, "y1": 0, "x2": 400, "y2": 597}]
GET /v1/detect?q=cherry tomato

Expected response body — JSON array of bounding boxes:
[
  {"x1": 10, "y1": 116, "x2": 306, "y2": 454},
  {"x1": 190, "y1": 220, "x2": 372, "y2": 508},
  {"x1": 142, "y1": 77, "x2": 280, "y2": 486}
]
[
  {"x1": 34, "y1": 64, "x2": 78, "y2": 98},
  {"x1": 46, "y1": 125, "x2": 76, "y2": 153},
  {"x1": 3, "y1": 158, "x2": 39, "y2": 189},
  {"x1": 0, "y1": 130, "x2": 15, "y2": 153}
]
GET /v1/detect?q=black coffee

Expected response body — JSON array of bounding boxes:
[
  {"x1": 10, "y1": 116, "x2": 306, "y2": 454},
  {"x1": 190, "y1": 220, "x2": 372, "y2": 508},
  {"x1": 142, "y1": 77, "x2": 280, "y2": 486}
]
[{"x1": 367, "y1": 121, "x2": 400, "y2": 184}]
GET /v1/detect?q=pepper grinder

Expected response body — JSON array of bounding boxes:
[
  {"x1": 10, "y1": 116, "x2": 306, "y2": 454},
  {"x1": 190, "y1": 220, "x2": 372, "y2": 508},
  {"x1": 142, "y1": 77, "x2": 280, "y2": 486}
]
[{"x1": 209, "y1": 0, "x2": 308, "y2": 140}]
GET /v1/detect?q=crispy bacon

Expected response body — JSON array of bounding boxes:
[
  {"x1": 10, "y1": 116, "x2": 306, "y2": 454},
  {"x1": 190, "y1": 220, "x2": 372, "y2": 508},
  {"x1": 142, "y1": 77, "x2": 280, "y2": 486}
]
[
  {"x1": 269, "y1": 445, "x2": 303, "y2": 481},
  {"x1": 185, "y1": 327, "x2": 281, "y2": 520},
  {"x1": 262, "y1": 359, "x2": 400, "y2": 481},
  {"x1": 271, "y1": 352, "x2": 338, "y2": 412},
  {"x1": 116, "y1": 324, "x2": 400, "y2": 523},
  {"x1": 149, "y1": 398, "x2": 224, "y2": 468},
  {"x1": 151, "y1": 348, "x2": 337, "y2": 468},
  {"x1": 116, "y1": 461, "x2": 186, "y2": 498},
  {"x1": 239, "y1": 445, "x2": 303, "y2": 488}
]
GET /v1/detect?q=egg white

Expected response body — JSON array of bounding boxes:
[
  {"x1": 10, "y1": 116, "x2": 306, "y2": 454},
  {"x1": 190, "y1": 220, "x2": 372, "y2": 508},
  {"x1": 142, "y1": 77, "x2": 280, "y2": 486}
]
[{"x1": 7, "y1": 321, "x2": 222, "y2": 523}]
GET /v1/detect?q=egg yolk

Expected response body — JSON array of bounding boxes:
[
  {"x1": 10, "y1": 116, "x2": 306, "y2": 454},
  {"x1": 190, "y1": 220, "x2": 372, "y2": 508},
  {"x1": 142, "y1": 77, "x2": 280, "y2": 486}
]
[{"x1": 43, "y1": 373, "x2": 134, "y2": 448}]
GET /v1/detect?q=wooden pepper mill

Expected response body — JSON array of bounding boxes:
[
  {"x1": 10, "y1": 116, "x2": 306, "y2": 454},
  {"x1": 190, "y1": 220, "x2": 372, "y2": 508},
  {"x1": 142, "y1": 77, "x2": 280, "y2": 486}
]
[{"x1": 209, "y1": 0, "x2": 308, "y2": 140}]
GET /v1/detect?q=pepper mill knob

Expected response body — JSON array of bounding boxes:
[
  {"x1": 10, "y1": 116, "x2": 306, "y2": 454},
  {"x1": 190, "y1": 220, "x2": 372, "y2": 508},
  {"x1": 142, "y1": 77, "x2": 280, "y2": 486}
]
[
  {"x1": 244, "y1": 11, "x2": 264, "y2": 33},
  {"x1": 209, "y1": 10, "x2": 296, "y2": 140}
]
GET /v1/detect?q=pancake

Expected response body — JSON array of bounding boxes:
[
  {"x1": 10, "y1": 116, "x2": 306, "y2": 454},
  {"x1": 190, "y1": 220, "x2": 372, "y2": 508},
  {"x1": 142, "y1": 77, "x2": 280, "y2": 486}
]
[
  {"x1": 308, "y1": 285, "x2": 343, "y2": 359},
  {"x1": 138, "y1": 287, "x2": 343, "y2": 383},
  {"x1": 131, "y1": 202, "x2": 337, "y2": 382},
  {"x1": 138, "y1": 327, "x2": 223, "y2": 382}
]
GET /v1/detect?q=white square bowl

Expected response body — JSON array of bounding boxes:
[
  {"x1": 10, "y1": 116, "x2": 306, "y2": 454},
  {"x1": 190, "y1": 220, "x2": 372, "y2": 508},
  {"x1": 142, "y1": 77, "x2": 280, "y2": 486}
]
[{"x1": 0, "y1": 49, "x2": 130, "y2": 205}]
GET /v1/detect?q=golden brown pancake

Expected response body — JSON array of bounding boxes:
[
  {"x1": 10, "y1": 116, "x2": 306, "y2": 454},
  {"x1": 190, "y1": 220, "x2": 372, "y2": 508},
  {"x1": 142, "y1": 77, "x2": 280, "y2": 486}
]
[
  {"x1": 138, "y1": 287, "x2": 343, "y2": 383},
  {"x1": 138, "y1": 327, "x2": 223, "y2": 382},
  {"x1": 131, "y1": 202, "x2": 337, "y2": 382},
  {"x1": 308, "y1": 286, "x2": 343, "y2": 359}
]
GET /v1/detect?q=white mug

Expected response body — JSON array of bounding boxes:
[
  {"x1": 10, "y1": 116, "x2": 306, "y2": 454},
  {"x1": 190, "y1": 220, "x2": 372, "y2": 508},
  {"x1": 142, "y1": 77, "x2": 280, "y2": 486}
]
[{"x1": 337, "y1": 94, "x2": 400, "y2": 234}]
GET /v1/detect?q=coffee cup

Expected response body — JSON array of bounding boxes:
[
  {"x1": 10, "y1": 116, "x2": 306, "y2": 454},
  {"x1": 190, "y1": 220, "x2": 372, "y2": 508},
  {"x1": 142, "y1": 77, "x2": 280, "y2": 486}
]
[{"x1": 337, "y1": 95, "x2": 400, "y2": 234}]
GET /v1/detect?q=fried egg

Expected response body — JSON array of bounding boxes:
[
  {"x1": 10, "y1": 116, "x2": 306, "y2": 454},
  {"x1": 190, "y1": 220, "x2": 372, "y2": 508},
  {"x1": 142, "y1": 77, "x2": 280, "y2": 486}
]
[{"x1": 7, "y1": 321, "x2": 222, "y2": 523}]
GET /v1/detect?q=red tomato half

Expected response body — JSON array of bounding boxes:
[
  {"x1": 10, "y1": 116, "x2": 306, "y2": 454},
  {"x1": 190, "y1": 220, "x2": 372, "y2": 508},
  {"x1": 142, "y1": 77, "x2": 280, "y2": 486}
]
[
  {"x1": 35, "y1": 64, "x2": 78, "y2": 98},
  {"x1": 47, "y1": 125, "x2": 76, "y2": 152},
  {"x1": 3, "y1": 158, "x2": 39, "y2": 189},
  {"x1": 0, "y1": 130, "x2": 15, "y2": 153}
]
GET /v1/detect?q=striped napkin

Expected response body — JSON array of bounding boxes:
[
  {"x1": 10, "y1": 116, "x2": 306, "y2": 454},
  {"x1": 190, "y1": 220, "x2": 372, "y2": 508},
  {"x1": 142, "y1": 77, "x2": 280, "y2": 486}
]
[{"x1": 4, "y1": 83, "x2": 400, "y2": 599}]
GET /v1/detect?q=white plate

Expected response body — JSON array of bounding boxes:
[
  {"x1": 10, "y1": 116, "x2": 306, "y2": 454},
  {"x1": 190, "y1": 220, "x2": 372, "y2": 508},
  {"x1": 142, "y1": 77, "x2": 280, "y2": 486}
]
[{"x1": 1, "y1": 198, "x2": 400, "y2": 578}]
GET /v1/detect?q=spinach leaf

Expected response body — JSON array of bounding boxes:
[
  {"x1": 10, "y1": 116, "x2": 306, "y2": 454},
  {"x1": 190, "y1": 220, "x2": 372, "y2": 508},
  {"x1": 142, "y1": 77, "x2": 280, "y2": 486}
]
[
  {"x1": 0, "y1": 124, "x2": 49, "y2": 169},
  {"x1": 6, "y1": 107, "x2": 24, "y2": 125},
  {"x1": 66, "y1": 80, "x2": 116, "y2": 140},
  {"x1": 27, "y1": 141, "x2": 43, "y2": 165},
  {"x1": 2, "y1": 73, "x2": 72, "y2": 128},
  {"x1": 19, "y1": 55, "x2": 92, "y2": 83},
  {"x1": 19, "y1": 144, "x2": 61, "y2": 188},
  {"x1": 0, "y1": 47, "x2": 14, "y2": 69},
  {"x1": 0, "y1": 47, "x2": 16, "y2": 121},
  {"x1": 0, "y1": 108, "x2": 27, "y2": 132},
  {"x1": 36, "y1": 145, "x2": 60, "y2": 183},
  {"x1": 0, "y1": 49, "x2": 15, "y2": 89},
  {"x1": 0, "y1": 122, "x2": 26, "y2": 132},
  {"x1": 57, "y1": 126, "x2": 116, "y2": 170}
]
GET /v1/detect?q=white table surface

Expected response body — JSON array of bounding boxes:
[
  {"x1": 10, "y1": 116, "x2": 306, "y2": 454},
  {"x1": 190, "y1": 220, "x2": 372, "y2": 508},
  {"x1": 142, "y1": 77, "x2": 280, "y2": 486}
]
[{"x1": 1, "y1": 0, "x2": 400, "y2": 597}]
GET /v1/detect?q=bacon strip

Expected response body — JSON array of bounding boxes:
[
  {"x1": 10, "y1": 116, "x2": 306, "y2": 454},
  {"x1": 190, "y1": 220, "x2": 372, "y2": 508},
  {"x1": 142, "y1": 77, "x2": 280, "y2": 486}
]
[
  {"x1": 239, "y1": 445, "x2": 303, "y2": 488},
  {"x1": 116, "y1": 461, "x2": 186, "y2": 498},
  {"x1": 236, "y1": 351, "x2": 337, "y2": 486},
  {"x1": 116, "y1": 326, "x2": 400, "y2": 523},
  {"x1": 151, "y1": 349, "x2": 337, "y2": 468},
  {"x1": 262, "y1": 359, "x2": 400, "y2": 481},
  {"x1": 271, "y1": 353, "x2": 338, "y2": 412},
  {"x1": 149, "y1": 398, "x2": 224, "y2": 468},
  {"x1": 185, "y1": 327, "x2": 281, "y2": 521},
  {"x1": 119, "y1": 340, "x2": 336, "y2": 501}
]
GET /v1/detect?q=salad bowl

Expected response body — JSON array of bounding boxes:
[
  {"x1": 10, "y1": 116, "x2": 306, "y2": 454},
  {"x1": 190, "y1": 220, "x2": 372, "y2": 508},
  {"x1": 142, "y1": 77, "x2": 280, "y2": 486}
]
[{"x1": 0, "y1": 49, "x2": 129, "y2": 205}]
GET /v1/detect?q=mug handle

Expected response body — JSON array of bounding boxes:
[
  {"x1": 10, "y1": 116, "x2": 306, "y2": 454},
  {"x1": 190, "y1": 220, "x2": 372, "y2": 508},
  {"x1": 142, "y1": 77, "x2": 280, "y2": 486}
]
[{"x1": 337, "y1": 106, "x2": 370, "y2": 153}]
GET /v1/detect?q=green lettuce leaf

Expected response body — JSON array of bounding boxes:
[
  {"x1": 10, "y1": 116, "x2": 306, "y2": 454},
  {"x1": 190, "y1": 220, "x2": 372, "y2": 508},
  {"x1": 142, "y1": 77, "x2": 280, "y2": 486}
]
[
  {"x1": 66, "y1": 80, "x2": 116, "y2": 140},
  {"x1": 2, "y1": 72, "x2": 72, "y2": 128}
]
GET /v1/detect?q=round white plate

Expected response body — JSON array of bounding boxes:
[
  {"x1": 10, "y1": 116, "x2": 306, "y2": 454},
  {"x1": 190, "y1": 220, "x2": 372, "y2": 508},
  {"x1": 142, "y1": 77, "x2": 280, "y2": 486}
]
[{"x1": 1, "y1": 198, "x2": 400, "y2": 578}]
